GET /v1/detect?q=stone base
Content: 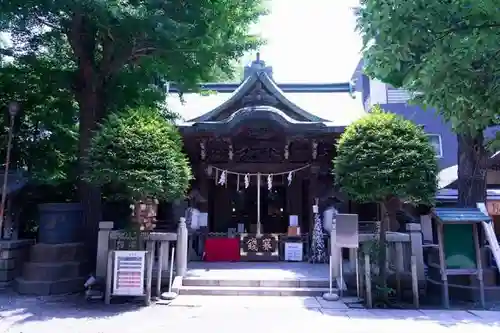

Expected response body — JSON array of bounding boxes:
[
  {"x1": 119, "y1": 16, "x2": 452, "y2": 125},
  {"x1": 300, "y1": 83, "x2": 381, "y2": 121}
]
[
  {"x1": 22, "y1": 261, "x2": 88, "y2": 281},
  {"x1": 15, "y1": 277, "x2": 86, "y2": 296},
  {"x1": 15, "y1": 242, "x2": 88, "y2": 295},
  {"x1": 0, "y1": 239, "x2": 35, "y2": 288},
  {"x1": 30, "y1": 243, "x2": 86, "y2": 263}
]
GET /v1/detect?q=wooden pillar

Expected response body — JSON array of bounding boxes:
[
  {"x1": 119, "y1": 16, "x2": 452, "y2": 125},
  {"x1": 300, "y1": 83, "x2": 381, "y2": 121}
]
[
  {"x1": 309, "y1": 165, "x2": 320, "y2": 235},
  {"x1": 198, "y1": 164, "x2": 209, "y2": 213}
]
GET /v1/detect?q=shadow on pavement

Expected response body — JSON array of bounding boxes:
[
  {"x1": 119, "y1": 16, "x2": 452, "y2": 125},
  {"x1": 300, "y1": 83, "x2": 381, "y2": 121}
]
[{"x1": 0, "y1": 290, "x2": 144, "y2": 325}]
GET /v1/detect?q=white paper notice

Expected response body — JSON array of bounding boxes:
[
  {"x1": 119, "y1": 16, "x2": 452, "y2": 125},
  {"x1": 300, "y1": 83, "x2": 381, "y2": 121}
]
[
  {"x1": 289, "y1": 215, "x2": 299, "y2": 227},
  {"x1": 284, "y1": 242, "x2": 303, "y2": 261},
  {"x1": 198, "y1": 213, "x2": 208, "y2": 227},
  {"x1": 113, "y1": 251, "x2": 146, "y2": 296}
]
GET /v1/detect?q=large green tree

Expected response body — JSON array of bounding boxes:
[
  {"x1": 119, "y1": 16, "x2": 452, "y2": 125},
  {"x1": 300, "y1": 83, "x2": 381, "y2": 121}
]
[
  {"x1": 334, "y1": 106, "x2": 438, "y2": 301},
  {"x1": 0, "y1": 0, "x2": 266, "y2": 247},
  {"x1": 357, "y1": 0, "x2": 500, "y2": 207}
]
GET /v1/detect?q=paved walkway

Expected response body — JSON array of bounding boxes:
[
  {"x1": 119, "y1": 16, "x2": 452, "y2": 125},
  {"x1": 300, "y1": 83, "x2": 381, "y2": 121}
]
[{"x1": 0, "y1": 294, "x2": 499, "y2": 333}]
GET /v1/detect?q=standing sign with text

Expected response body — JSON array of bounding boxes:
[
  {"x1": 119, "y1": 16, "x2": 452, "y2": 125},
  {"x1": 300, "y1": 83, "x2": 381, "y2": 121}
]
[{"x1": 113, "y1": 251, "x2": 146, "y2": 296}]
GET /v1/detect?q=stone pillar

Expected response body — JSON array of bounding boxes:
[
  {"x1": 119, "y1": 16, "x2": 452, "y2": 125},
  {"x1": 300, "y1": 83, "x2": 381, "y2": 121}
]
[
  {"x1": 330, "y1": 224, "x2": 341, "y2": 278},
  {"x1": 406, "y1": 223, "x2": 425, "y2": 281},
  {"x1": 96, "y1": 221, "x2": 114, "y2": 279},
  {"x1": 420, "y1": 214, "x2": 433, "y2": 243},
  {"x1": 176, "y1": 217, "x2": 188, "y2": 277},
  {"x1": 161, "y1": 241, "x2": 170, "y2": 274}
]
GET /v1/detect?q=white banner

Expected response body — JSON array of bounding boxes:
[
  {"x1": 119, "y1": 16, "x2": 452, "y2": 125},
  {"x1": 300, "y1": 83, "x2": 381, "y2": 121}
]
[{"x1": 113, "y1": 251, "x2": 146, "y2": 296}]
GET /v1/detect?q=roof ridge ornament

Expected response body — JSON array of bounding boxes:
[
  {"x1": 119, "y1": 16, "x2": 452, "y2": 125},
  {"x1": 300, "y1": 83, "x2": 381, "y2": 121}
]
[{"x1": 243, "y1": 52, "x2": 273, "y2": 80}]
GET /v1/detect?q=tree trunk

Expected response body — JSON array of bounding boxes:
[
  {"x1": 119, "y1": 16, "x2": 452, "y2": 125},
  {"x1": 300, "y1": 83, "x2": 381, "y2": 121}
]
[
  {"x1": 75, "y1": 74, "x2": 106, "y2": 265},
  {"x1": 377, "y1": 202, "x2": 390, "y2": 303},
  {"x1": 457, "y1": 133, "x2": 487, "y2": 207}
]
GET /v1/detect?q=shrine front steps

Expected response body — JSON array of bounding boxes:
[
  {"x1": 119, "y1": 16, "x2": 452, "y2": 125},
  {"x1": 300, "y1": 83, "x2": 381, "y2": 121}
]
[{"x1": 179, "y1": 277, "x2": 338, "y2": 296}]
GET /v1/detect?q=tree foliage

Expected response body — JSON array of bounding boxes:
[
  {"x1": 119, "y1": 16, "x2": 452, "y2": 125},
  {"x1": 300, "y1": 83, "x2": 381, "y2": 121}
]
[
  {"x1": 86, "y1": 107, "x2": 192, "y2": 202},
  {"x1": 0, "y1": 56, "x2": 78, "y2": 184},
  {"x1": 357, "y1": 0, "x2": 500, "y2": 206},
  {"x1": 334, "y1": 106, "x2": 438, "y2": 302},
  {"x1": 335, "y1": 106, "x2": 438, "y2": 206},
  {"x1": 0, "y1": 0, "x2": 266, "y2": 240}
]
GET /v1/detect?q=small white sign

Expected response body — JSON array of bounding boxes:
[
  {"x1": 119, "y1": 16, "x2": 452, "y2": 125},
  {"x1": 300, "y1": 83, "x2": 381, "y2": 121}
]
[
  {"x1": 284, "y1": 242, "x2": 303, "y2": 261},
  {"x1": 113, "y1": 251, "x2": 146, "y2": 296},
  {"x1": 335, "y1": 214, "x2": 359, "y2": 249},
  {"x1": 289, "y1": 215, "x2": 299, "y2": 227},
  {"x1": 198, "y1": 213, "x2": 208, "y2": 227},
  {"x1": 312, "y1": 205, "x2": 319, "y2": 213}
]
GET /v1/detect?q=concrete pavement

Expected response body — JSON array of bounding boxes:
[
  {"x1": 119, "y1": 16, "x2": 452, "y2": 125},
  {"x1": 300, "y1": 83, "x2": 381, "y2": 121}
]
[{"x1": 0, "y1": 294, "x2": 499, "y2": 333}]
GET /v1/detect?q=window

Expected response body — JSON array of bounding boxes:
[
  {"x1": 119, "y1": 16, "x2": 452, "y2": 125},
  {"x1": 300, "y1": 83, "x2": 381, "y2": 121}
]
[{"x1": 427, "y1": 134, "x2": 443, "y2": 158}]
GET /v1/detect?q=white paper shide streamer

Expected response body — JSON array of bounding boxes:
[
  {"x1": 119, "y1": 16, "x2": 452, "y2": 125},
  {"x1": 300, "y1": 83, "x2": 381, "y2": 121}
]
[
  {"x1": 210, "y1": 164, "x2": 310, "y2": 188},
  {"x1": 218, "y1": 170, "x2": 226, "y2": 186}
]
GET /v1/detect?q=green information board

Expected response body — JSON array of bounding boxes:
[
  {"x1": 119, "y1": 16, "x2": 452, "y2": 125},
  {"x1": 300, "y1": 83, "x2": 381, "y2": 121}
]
[{"x1": 442, "y1": 224, "x2": 476, "y2": 269}]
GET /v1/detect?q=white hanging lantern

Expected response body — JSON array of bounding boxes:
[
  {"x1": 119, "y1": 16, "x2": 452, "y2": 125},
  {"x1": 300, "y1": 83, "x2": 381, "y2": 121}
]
[
  {"x1": 244, "y1": 174, "x2": 250, "y2": 188},
  {"x1": 287, "y1": 171, "x2": 293, "y2": 186},
  {"x1": 267, "y1": 174, "x2": 273, "y2": 190}
]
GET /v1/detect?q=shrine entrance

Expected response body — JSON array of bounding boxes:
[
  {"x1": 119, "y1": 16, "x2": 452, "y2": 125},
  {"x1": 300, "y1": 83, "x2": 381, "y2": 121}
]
[
  {"x1": 174, "y1": 56, "x2": 350, "y2": 261},
  {"x1": 230, "y1": 184, "x2": 287, "y2": 234}
]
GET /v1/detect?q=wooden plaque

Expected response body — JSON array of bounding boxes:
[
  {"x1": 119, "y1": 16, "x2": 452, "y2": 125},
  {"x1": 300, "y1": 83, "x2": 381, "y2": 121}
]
[{"x1": 240, "y1": 233, "x2": 279, "y2": 261}]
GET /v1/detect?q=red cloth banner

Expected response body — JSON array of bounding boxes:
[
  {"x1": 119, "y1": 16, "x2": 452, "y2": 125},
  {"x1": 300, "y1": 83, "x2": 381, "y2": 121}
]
[{"x1": 204, "y1": 237, "x2": 241, "y2": 262}]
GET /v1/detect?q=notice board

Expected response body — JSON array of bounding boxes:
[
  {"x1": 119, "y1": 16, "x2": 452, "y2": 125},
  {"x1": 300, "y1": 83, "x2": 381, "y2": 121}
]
[{"x1": 113, "y1": 251, "x2": 146, "y2": 296}]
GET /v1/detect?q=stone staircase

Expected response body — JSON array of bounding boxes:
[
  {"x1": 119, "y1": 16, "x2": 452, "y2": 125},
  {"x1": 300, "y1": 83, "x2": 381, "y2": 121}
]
[
  {"x1": 179, "y1": 276, "x2": 336, "y2": 296},
  {"x1": 14, "y1": 243, "x2": 87, "y2": 295}
]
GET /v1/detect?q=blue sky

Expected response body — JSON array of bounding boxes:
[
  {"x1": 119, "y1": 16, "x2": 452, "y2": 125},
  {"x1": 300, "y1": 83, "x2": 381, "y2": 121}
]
[{"x1": 250, "y1": 0, "x2": 362, "y2": 83}]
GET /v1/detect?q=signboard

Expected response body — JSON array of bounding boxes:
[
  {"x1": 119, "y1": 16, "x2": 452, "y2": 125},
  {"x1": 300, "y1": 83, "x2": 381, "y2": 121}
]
[
  {"x1": 113, "y1": 251, "x2": 146, "y2": 296},
  {"x1": 284, "y1": 242, "x2": 303, "y2": 261},
  {"x1": 335, "y1": 214, "x2": 359, "y2": 248},
  {"x1": 240, "y1": 233, "x2": 279, "y2": 261},
  {"x1": 487, "y1": 201, "x2": 500, "y2": 216}
]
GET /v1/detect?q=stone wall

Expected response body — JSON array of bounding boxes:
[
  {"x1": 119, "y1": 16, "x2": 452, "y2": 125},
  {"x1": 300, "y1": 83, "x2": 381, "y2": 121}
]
[{"x1": 0, "y1": 239, "x2": 35, "y2": 288}]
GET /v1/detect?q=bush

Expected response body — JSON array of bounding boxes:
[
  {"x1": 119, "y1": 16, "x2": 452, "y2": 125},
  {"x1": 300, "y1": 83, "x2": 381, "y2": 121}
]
[{"x1": 85, "y1": 106, "x2": 192, "y2": 202}]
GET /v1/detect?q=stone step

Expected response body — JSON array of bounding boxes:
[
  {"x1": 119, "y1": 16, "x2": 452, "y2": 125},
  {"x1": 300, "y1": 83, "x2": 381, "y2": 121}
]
[
  {"x1": 182, "y1": 277, "x2": 331, "y2": 288},
  {"x1": 22, "y1": 261, "x2": 86, "y2": 281},
  {"x1": 30, "y1": 243, "x2": 86, "y2": 263},
  {"x1": 14, "y1": 277, "x2": 86, "y2": 296},
  {"x1": 178, "y1": 285, "x2": 334, "y2": 296}
]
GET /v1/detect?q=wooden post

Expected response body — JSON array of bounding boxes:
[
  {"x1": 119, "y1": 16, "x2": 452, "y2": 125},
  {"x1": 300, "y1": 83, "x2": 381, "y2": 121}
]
[
  {"x1": 105, "y1": 250, "x2": 114, "y2": 305},
  {"x1": 145, "y1": 240, "x2": 155, "y2": 305},
  {"x1": 472, "y1": 223, "x2": 486, "y2": 308},
  {"x1": 411, "y1": 255, "x2": 420, "y2": 308},
  {"x1": 364, "y1": 253, "x2": 372, "y2": 308},
  {"x1": 436, "y1": 222, "x2": 450, "y2": 308}
]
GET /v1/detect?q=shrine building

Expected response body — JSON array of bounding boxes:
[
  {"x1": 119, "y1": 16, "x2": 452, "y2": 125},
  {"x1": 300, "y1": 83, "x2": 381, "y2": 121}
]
[{"x1": 165, "y1": 54, "x2": 372, "y2": 261}]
